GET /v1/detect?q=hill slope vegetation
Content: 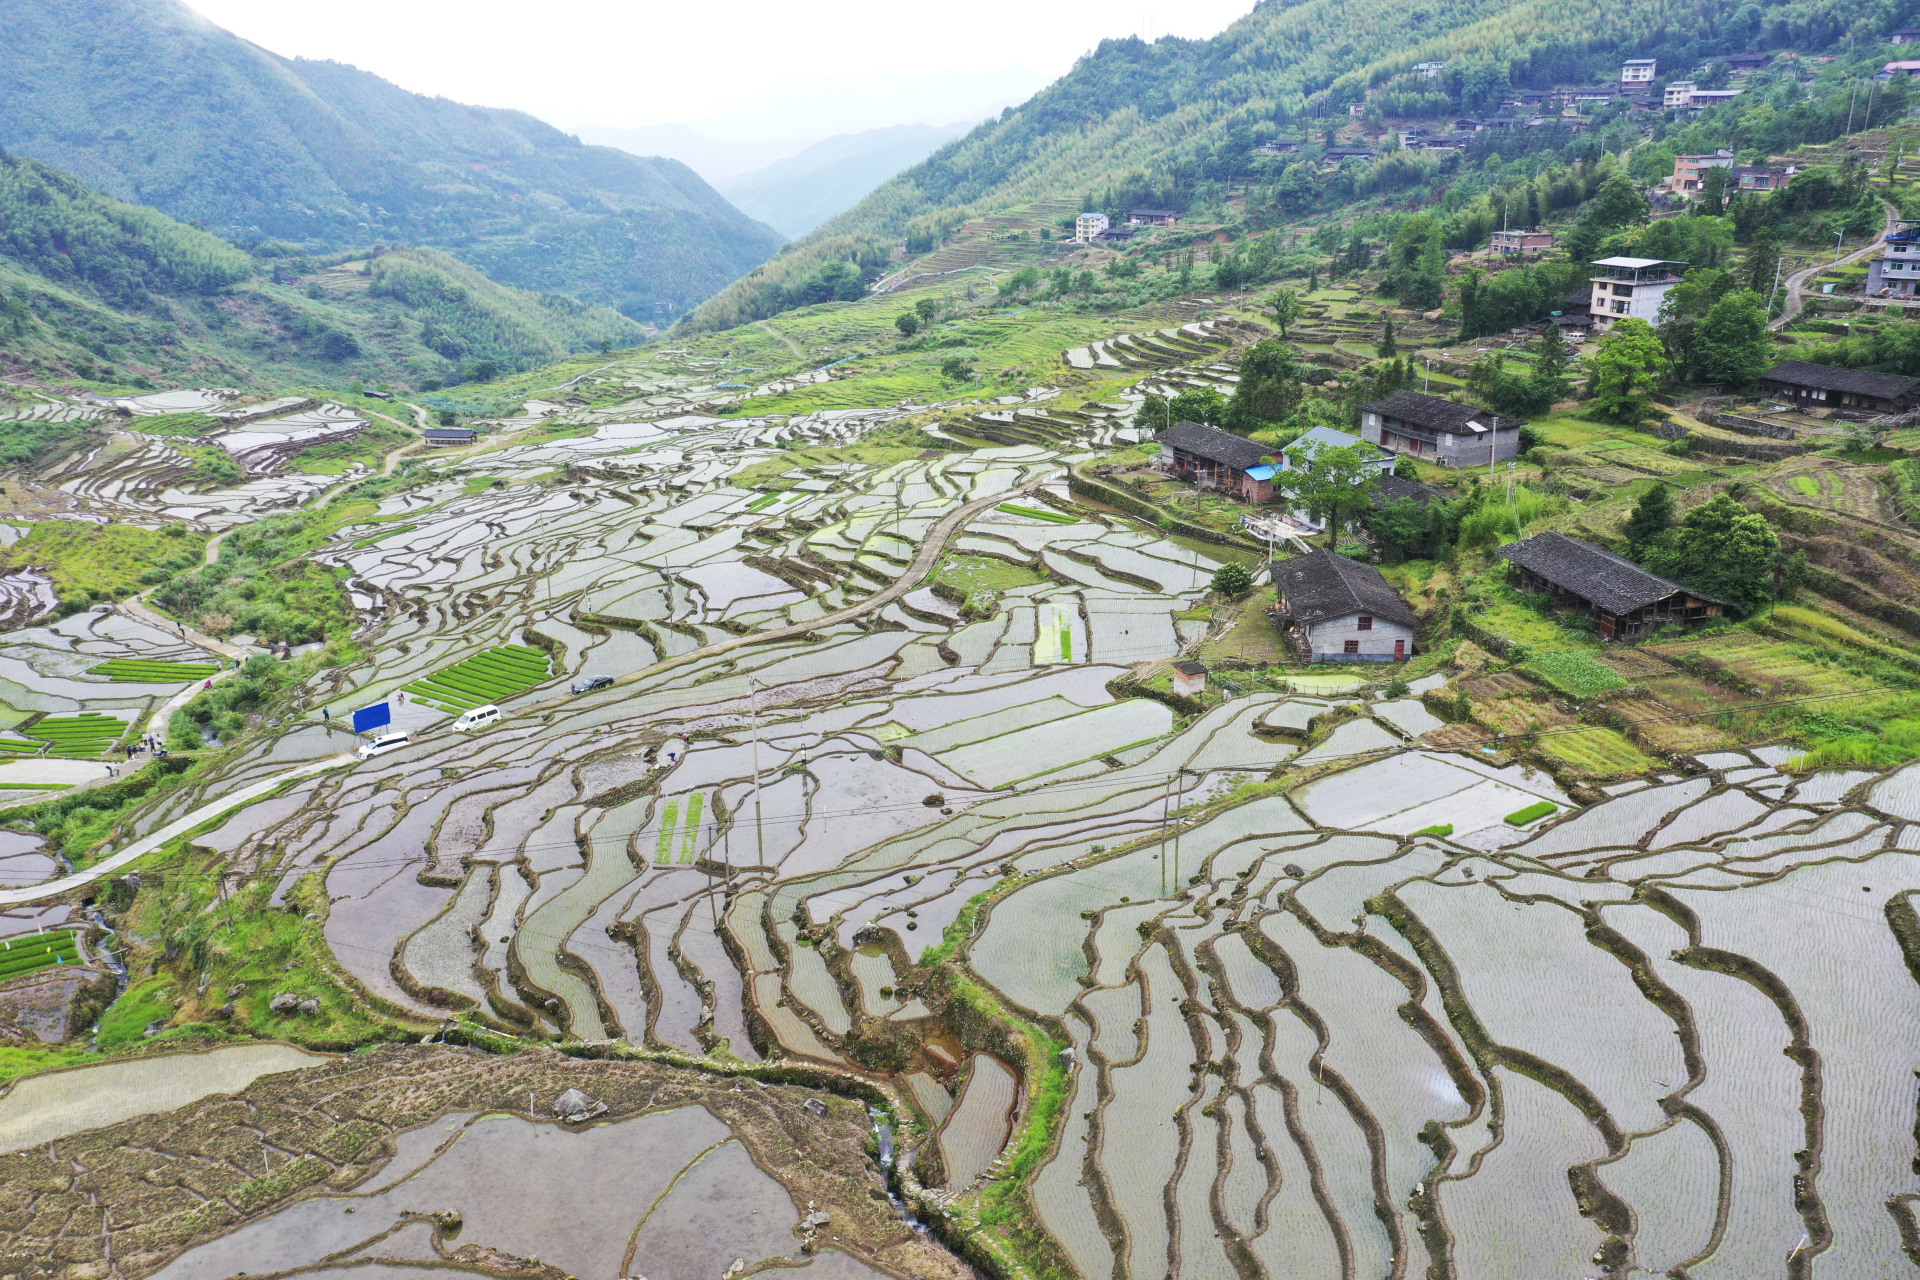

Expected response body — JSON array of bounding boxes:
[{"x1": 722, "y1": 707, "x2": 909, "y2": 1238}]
[
  {"x1": 0, "y1": 0, "x2": 784, "y2": 321},
  {"x1": 0, "y1": 152, "x2": 645, "y2": 389}
]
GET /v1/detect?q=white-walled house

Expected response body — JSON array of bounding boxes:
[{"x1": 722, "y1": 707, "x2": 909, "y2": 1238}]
[
  {"x1": 1271, "y1": 549, "x2": 1418, "y2": 663},
  {"x1": 1588, "y1": 257, "x2": 1685, "y2": 333}
]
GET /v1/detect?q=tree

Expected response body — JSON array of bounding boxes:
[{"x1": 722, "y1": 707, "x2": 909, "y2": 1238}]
[
  {"x1": 939, "y1": 355, "x2": 973, "y2": 382},
  {"x1": 1369, "y1": 496, "x2": 1435, "y2": 560},
  {"x1": 915, "y1": 297, "x2": 938, "y2": 324},
  {"x1": 1457, "y1": 269, "x2": 1482, "y2": 339},
  {"x1": 1644, "y1": 493, "x2": 1780, "y2": 613},
  {"x1": 1169, "y1": 385, "x2": 1230, "y2": 427},
  {"x1": 1268, "y1": 288, "x2": 1300, "y2": 338},
  {"x1": 895, "y1": 312, "x2": 920, "y2": 338},
  {"x1": 1697, "y1": 165, "x2": 1730, "y2": 217},
  {"x1": 1535, "y1": 324, "x2": 1569, "y2": 379},
  {"x1": 1744, "y1": 230, "x2": 1780, "y2": 297},
  {"x1": 1228, "y1": 340, "x2": 1303, "y2": 430},
  {"x1": 1623, "y1": 483, "x2": 1673, "y2": 556},
  {"x1": 1586, "y1": 318, "x2": 1669, "y2": 425},
  {"x1": 1393, "y1": 454, "x2": 1419, "y2": 479},
  {"x1": 1277, "y1": 441, "x2": 1383, "y2": 547},
  {"x1": 1211, "y1": 562, "x2": 1254, "y2": 598},
  {"x1": 435, "y1": 409, "x2": 458, "y2": 427},
  {"x1": 1134, "y1": 393, "x2": 1173, "y2": 432},
  {"x1": 1378, "y1": 315, "x2": 1398, "y2": 357},
  {"x1": 1693, "y1": 289, "x2": 1772, "y2": 389}
]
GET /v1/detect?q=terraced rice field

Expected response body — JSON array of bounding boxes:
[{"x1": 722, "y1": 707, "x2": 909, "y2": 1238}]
[
  {"x1": 0, "y1": 929, "x2": 80, "y2": 981},
  {"x1": 19, "y1": 343, "x2": 1920, "y2": 1279},
  {"x1": 88, "y1": 658, "x2": 220, "y2": 682},
  {"x1": 26, "y1": 712, "x2": 129, "y2": 757}
]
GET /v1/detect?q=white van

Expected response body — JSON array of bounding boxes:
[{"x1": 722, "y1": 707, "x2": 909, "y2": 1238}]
[
  {"x1": 356, "y1": 731, "x2": 410, "y2": 759},
  {"x1": 453, "y1": 705, "x2": 501, "y2": 732}
]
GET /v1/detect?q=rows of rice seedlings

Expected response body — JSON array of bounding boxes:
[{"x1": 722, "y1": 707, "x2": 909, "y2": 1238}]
[
  {"x1": 400, "y1": 644, "x2": 552, "y2": 711},
  {"x1": 88, "y1": 658, "x2": 220, "y2": 682},
  {"x1": 0, "y1": 929, "x2": 81, "y2": 980},
  {"x1": 26, "y1": 713, "x2": 129, "y2": 757}
]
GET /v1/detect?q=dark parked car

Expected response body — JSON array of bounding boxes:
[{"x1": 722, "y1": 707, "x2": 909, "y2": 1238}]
[{"x1": 570, "y1": 674, "x2": 614, "y2": 695}]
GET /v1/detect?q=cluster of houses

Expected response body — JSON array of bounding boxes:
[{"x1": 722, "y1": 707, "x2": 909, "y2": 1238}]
[
  {"x1": 1265, "y1": 527, "x2": 1729, "y2": 662},
  {"x1": 1665, "y1": 149, "x2": 1795, "y2": 197},
  {"x1": 1073, "y1": 209, "x2": 1180, "y2": 244}
]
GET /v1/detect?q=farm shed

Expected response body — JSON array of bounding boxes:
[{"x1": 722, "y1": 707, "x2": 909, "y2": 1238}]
[
  {"x1": 1497, "y1": 531, "x2": 1727, "y2": 641},
  {"x1": 1270, "y1": 549, "x2": 1417, "y2": 663},
  {"x1": 424, "y1": 427, "x2": 478, "y2": 446},
  {"x1": 1160, "y1": 421, "x2": 1275, "y2": 502}
]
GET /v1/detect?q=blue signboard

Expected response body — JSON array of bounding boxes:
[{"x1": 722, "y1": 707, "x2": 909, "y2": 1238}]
[{"x1": 351, "y1": 702, "x2": 392, "y2": 734}]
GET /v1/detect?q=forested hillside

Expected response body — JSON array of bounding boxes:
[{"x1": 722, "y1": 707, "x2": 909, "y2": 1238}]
[
  {"x1": 686, "y1": 0, "x2": 1915, "y2": 330},
  {"x1": 0, "y1": 152, "x2": 645, "y2": 388},
  {"x1": 0, "y1": 0, "x2": 784, "y2": 321}
]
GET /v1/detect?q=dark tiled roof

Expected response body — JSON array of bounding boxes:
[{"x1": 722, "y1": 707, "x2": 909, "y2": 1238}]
[
  {"x1": 1162, "y1": 420, "x2": 1269, "y2": 470},
  {"x1": 1361, "y1": 390, "x2": 1519, "y2": 435},
  {"x1": 1172, "y1": 660, "x2": 1209, "y2": 676},
  {"x1": 1497, "y1": 531, "x2": 1724, "y2": 613},
  {"x1": 1759, "y1": 360, "x2": 1920, "y2": 401},
  {"x1": 1371, "y1": 474, "x2": 1447, "y2": 508},
  {"x1": 1273, "y1": 549, "x2": 1419, "y2": 628},
  {"x1": 423, "y1": 427, "x2": 476, "y2": 439}
]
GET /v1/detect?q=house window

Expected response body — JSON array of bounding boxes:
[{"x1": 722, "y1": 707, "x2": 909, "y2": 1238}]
[
  {"x1": 1357, "y1": 616, "x2": 1373, "y2": 631},
  {"x1": 1344, "y1": 640, "x2": 1360, "y2": 654}
]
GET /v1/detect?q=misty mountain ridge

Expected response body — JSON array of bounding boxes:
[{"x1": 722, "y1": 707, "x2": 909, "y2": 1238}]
[{"x1": 719, "y1": 123, "x2": 977, "y2": 238}]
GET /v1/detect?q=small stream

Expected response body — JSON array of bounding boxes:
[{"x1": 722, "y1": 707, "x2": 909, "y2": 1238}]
[{"x1": 868, "y1": 1106, "x2": 928, "y2": 1234}]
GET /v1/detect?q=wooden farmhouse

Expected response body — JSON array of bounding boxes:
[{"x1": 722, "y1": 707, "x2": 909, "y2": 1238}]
[{"x1": 1498, "y1": 531, "x2": 1727, "y2": 640}]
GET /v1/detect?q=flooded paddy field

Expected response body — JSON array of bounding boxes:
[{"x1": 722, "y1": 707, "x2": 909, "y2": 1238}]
[{"x1": 11, "y1": 350, "x2": 1920, "y2": 1280}]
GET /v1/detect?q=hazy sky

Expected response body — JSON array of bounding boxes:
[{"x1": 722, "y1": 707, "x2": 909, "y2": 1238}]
[{"x1": 184, "y1": 0, "x2": 1255, "y2": 136}]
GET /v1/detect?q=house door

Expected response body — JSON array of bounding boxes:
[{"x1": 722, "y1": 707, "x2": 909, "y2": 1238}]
[{"x1": 1394, "y1": 639, "x2": 1406, "y2": 663}]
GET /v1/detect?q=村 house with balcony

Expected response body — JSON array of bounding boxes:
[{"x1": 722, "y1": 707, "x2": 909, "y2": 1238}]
[
  {"x1": 1358, "y1": 391, "x2": 1524, "y2": 467},
  {"x1": 1589, "y1": 257, "x2": 1686, "y2": 333},
  {"x1": 1867, "y1": 220, "x2": 1920, "y2": 298},
  {"x1": 1670, "y1": 150, "x2": 1736, "y2": 191}
]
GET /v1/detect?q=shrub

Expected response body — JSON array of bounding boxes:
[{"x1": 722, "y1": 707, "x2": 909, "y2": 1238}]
[{"x1": 1212, "y1": 562, "x2": 1255, "y2": 598}]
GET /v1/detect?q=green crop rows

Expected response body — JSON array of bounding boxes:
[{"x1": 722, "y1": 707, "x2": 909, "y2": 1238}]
[
  {"x1": 0, "y1": 931, "x2": 82, "y2": 981},
  {"x1": 1522, "y1": 651, "x2": 1627, "y2": 699},
  {"x1": 89, "y1": 658, "x2": 220, "y2": 682},
  {"x1": 27, "y1": 713, "x2": 129, "y2": 758},
  {"x1": 400, "y1": 645, "x2": 552, "y2": 713},
  {"x1": 996, "y1": 502, "x2": 1077, "y2": 524},
  {"x1": 1505, "y1": 801, "x2": 1559, "y2": 827}
]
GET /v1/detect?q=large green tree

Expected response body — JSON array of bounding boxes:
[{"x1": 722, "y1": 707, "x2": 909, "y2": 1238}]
[
  {"x1": 1586, "y1": 318, "x2": 1669, "y2": 425},
  {"x1": 1228, "y1": 340, "x2": 1305, "y2": 431},
  {"x1": 1693, "y1": 289, "x2": 1773, "y2": 389},
  {"x1": 1268, "y1": 288, "x2": 1300, "y2": 338},
  {"x1": 1277, "y1": 441, "x2": 1382, "y2": 547},
  {"x1": 1623, "y1": 483, "x2": 1674, "y2": 556},
  {"x1": 1645, "y1": 494, "x2": 1781, "y2": 613}
]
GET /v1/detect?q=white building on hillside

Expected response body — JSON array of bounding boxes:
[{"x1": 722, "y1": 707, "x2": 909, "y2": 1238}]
[
  {"x1": 1620, "y1": 58, "x2": 1658, "y2": 83},
  {"x1": 1589, "y1": 257, "x2": 1686, "y2": 333},
  {"x1": 1074, "y1": 213, "x2": 1109, "y2": 243}
]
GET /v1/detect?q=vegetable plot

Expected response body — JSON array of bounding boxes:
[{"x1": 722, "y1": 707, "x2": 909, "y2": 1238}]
[{"x1": 399, "y1": 644, "x2": 552, "y2": 712}]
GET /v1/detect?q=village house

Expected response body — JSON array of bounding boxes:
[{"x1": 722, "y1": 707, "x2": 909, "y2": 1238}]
[
  {"x1": 1359, "y1": 390, "x2": 1525, "y2": 467},
  {"x1": 1170, "y1": 661, "x2": 1209, "y2": 697},
  {"x1": 1270, "y1": 550, "x2": 1419, "y2": 663},
  {"x1": 1663, "y1": 81, "x2": 1699, "y2": 108},
  {"x1": 1670, "y1": 150, "x2": 1736, "y2": 191},
  {"x1": 1074, "y1": 212, "x2": 1109, "y2": 243},
  {"x1": 1676, "y1": 87, "x2": 1742, "y2": 111},
  {"x1": 1866, "y1": 220, "x2": 1920, "y2": 298},
  {"x1": 1159, "y1": 420, "x2": 1275, "y2": 502},
  {"x1": 1884, "y1": 59, "x2": 1920, "y2": 79},
  {"x1": 1620, "y1": 58, "x2": 1658, "y2": 84},
  {"x1": 1756, "y1": 360, "x2": 1920, "y2": 415},
  {"x1": 1731, "y1": 165, "x2": 1792, "y2": 191},
  {"x1": 1893, "y1": 28, "x2": 1920, "y2": 44},
  {"x1": 1128, "y1": 209, "x2": 1178, "y2": 227},
  {"x1": 1096, "y1": 226, "x2": 1136, "y2": 243},
  {"x1": 1723, "y1": 51, "x2": 1772, "y2": 69},
  {"x1": 1254, "y1": 137, "x2": 1301, "y2": 155},
  {"x1": 1498, "y1": 531, "x2": 1727, "y2": 640},
  {"x1": 1588, "y1": 257, "x2": 1686, "y2": 333},
  {"x1": 423, "y1": 426, "x2": 478, "y2": 447},
  {"x1": 1323, "y1": 146, "x2": 1376, "y2": 163},
  {"x1": 1491, "y1": 228, "x2": 1555, "y2": 255},
  {"x1": 1273, "y1": 425, "x2": 1395, "y2": 533}
]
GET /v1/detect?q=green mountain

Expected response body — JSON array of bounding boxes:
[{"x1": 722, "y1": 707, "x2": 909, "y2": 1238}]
[
  {"x1": 0, "y1": 152, "x2": 645, "y2": 389},
  {"x1": 686, "y1": 0, "x2": 1899, "y2": 331},
  {"x1": 0, "y1": 0, "x2": 784, "y2": 322}
]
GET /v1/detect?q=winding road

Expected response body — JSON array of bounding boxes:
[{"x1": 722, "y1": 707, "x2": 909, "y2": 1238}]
[{"x1": 1771, "y1": 199, "x2": 1901, "y2": 330}]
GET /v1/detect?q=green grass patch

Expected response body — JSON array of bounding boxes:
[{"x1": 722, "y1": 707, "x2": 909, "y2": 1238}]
[
  {"x1": 89, "y1": 658, "x2": 220, "y2": 682},
  {"x1": 1504, "y1": 800, "x2": 1559, "y2": 826},
  {"x1": 0, "y1": 1042, "x2": 96, "y2": 1084},
  {"x1": 930, "y1": 553, "x2": 1046, "y2": 613},
  {"x1": 1522, "y1": 651, "x2": 1628, "y2": 699},
  {"x1": 1538, "y1": 726, "x2": 1658, "y2": 776},
  {"x1": 132, "y1": 411, "x2": 220, "y2": 437},
  {"x1": 96, "y1": 975, "x2": 181, "y2": 1051},
  {"x1": 1790, "y1": 475, "x2": 1821, "y2": 497},
  {"x1": 1477, "y1": 601, "x2": 1594, "y2": 653},
  {"x1": 0, "y1": 521, "x2": 208, "y2": 604},
  {"x1": 25, "y1": 713, "x2": 129, "y2": 757},
  {"x1": 995, "y1": 502, "x2": 1076, "y2": 524},
  {"x1": 1411, "y1": 823, "x2": 1454, "y2": 837},
  {"x1": 350, "y1": 523, "x2": 416, "y2": 549},
  {"x1": 0, "y1": 930, "x2": 81, "y2": 981}
]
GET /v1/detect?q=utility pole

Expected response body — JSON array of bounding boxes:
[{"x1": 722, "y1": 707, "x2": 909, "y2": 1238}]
[
  {"x1": 1768, "y1": 255, "x2": 1786, "y2": 315},
  {"x1": 1172, "y1": 769, "x2": 1188, "y2": 893},
  {"x1": 749, "y1": 675, "x2": 765, "y2": 869}
]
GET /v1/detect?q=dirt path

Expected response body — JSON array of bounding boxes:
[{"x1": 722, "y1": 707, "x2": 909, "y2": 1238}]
[
  {"x1": 1772, "y1": 200, "x2": 1900, "y2": 330},
  {"x1": 757, "y1": 320, "x2": 805, "y2": 359}
]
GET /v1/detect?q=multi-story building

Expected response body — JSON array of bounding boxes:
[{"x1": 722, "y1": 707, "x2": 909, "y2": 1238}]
[
  {"x1": 1588, "y1": 257, "x2": 1686, "y2": 332},
  {"x1": 1620, "y1": 58, "x2": 1658, "y2": 83},
  {"x1": 1358, "y1": 391, "x2": 1524, "y2": 467},
  {"x1": 1670, "y1": 150, "x2": 1736, "y2": 191},
  {"x1": 1490, "y1": 228, "x2": 1556, "y2": 255},
  {"x1": 1663, "y1": 80, "x2": 1698, "y2": 108},
  {"x1": 1412, "y1": 60, "x2": 1446, "y2": 77},
  {"x1": 1074, "y1": 212, "x2": 1109, "y2": 243},
  {"x1": 1732, "y1": 165, "x2": 1793, "y2": 192},
  {"x1": 1866, "y1": 220, "x2": 1920, "y2": 297}
]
